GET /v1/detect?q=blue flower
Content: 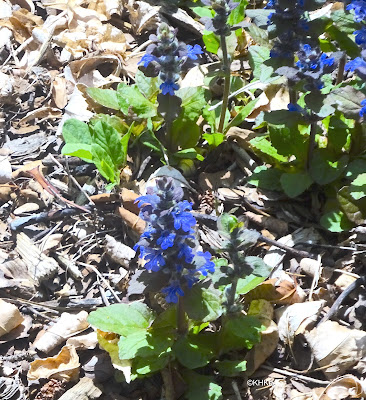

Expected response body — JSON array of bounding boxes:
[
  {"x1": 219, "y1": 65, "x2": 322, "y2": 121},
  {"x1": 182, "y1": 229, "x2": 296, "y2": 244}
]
[
  {"x1": 161, "y1": 281, "x2": 185, "y2": 303},
  {"x1": 347, "y1": 0, "x2": 366, "y2": 23},
  {"x1": 173, "y1": 211, "x2": 196, "y2": 232},
  {"x1": 177, "y1": 243, "x2": 194, "y2": 263},
  {"x1": 135, "y1": 194, "x2": 160, "y2": 209},
  {"x1": 355, "y1": 26, "x2": 366, "y2": 47},
  {"x1": 345, "y1": 56, "x2": 366, "y2": 79},
  {"x1": 360, "y1": 99, "x2": 366, "y2": 117},
  {"x1": 157, "y1": 231, "x2": 176, "y2": 250},
  {"x1": 160, "y1": 80, "x2": 179, "y2": 96},
  {"x1": 138, "y1": 53, "x2": 157, "y2": 68},
  {"x1": 296, "y1": 44, "x2": 334, "y2": 72},
  {"x1": 288, "y1": 103, "x2": 303, "y2": 112},
  {"x1": 196, "y1": 251, "x2": 215, "y2": 276},
  {"x1": 187, "y1": 44, "x2": 203, "y2": 60},
  {"x1": 144, "y1": 249, "x2": 166, "y2": 271}
]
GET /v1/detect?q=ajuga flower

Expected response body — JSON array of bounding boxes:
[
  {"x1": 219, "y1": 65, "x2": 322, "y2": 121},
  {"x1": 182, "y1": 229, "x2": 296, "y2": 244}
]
[
  {"x1": 134, "y1": 177, "x2": 214, "y2": 303},
  {"x1": 138, "y1": 23, "x2": 202, "y2": 96},
  {"x1": 347, "y1": 0, "x2": 366, "y2": 23},
  {"x1": 200, "y1": 0, "x2": 238, "y2": 36}
]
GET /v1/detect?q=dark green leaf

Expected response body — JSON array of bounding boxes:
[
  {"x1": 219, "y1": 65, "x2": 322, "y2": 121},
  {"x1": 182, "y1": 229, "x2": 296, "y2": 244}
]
[
  {"x1": 325, "y1": 86, "x2": 365, "y2": 119},
  {"x1": 88, "y1": 302, "x2": 155, "y2": 336},
  {"x1": 247, "y1": 165, "x2": 283, "y2": 191},
  {"x1": 134, "y1": 350, "x2": 172, "y2": 376},
  {"x1": 91, "y1": 144, "x2": 116, "y2": 182},
  {"x1": 331, "y1": 9, "x2": 358, "y2": 34},
  {"x1": 269, "y1": 124, "x2": 308, "y2": 161},
  {"x1": 219, "y1": 315, "x2": 262, "y2": 352},
  {"x1": 280, "y1": 172, "x2": 313, "y2": 198},
  {"x1": 214, "y1": 360, "x2": 247, "y2": 377},
  {"x1": 185, "y1": 284, "x2": 223, "y2": 323},
  {"x1": 349, "y1": 173, "x2": 366, "y2": 200},
  {"x1": 236, "y1": 256, "x2": 272, "y2": 294},
  {"x1": 249, "y1": 136, "x2": 288, "y2": 163},
  {"x1": 309, "y1": 150, "x2": 348, "y2": 185},
  {"x1": 182, "y1": 371, "x2": 222, "y2": 400},
  {"x1": 324, "y1": 113, "x2": 352, "y2": 153},
  {"x1": 326, "y1": 25, "x2": 360, "y2": 58},
  {"x1": 174, "y1": 333, "x2": 217, "y2": 369},
  {"x1": 345, "y1": 158, "x2": 366, "y2": 179},
  {"x1": 139, "y1": 130, "x2": 164, "y2": 154}
]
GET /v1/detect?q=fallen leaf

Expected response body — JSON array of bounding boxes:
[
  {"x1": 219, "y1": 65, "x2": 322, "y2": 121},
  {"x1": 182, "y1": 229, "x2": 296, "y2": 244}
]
[
  {"x1": 0, "y1": 299, "x2": 24, "y2": 337},
  {"x1": 28, "y1": 344, "x2": 80, "y2": 381},
  {"x1": 319, "y1": 375, "x2": 366, "y2": 400},
  {"x1": 35, "y1": 311, "x2": 89, "y2": 353}
]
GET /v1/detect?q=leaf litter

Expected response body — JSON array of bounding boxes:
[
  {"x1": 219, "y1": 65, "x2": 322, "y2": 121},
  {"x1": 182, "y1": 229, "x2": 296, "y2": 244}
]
[{"x1": 0, "y1": 0, "x2": 366, "y2": 399}]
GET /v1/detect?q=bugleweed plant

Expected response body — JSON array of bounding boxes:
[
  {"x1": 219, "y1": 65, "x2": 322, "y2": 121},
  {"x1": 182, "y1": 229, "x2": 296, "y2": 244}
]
[
  {"x1": 245, "y1": 0, "x2": 366, "y2": 232},
  {"x1": 88, "y1": 178, "x2": 272, "y2": 399}
]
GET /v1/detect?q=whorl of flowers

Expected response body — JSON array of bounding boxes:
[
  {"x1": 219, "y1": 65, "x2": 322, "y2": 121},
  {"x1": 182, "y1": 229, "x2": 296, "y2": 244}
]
[
  {"x1": 345, "y1": 0, "x2": 366, "y2": 117},
  {"x1": 134, "y1": 177, "x2": 215, "y2": 303},
  {"x1": 138, "y1": 23, "x2": 203, "y2": 96},
  {"x1": 266, "y1": 0, "x2": 309, "y2": 61},
  {"x1": 200, "y1": 0, "x2": 239, "y2": 36}
]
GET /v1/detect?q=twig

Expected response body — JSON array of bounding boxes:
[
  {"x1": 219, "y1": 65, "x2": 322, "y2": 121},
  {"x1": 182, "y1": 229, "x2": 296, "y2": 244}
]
[
  {"x1": 218, "y1": 34, "x2": 231, "y2": 133},
  {"x1": 318, "y1": 276, "x2": 366, "y2": 324},
  {"x1": 161, "y1": 368, "x2": 175, "y2": 400},
  {"x1": 261, "y1": 364, "x2": 330, "y2": 385}
]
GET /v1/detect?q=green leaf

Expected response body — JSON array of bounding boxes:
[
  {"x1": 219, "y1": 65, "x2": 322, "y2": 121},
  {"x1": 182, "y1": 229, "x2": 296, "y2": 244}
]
[
  {"x1": 88, "y1": 302, "x2": 155, "y2": 336},
  {"x1": 324, "y1": 112, "x2": 352, "y2": 153},
  {"x1": 203, "y1": 132, "x2": 225, "y2": 148},
  {"x1": 118, "y1": 328, "x2": 175, "y2": 360},
  {"x1": 87, "y1": 88, "x2": 120, "y2": 110},
  {"x1": 248, "y1": 45, "x2": 273, "y2": 82},
  {"x1": 134, "y1": 351, "x2": 172, "y2": 376},
  {"x1": 309, "y1": 150, "x2": 349, "y2": 185},
  {"x1": 249, "y1": 136, "x2": 288, "y2": 164},
  {"x1": 174, "y1": 333, "x2": 217, "y2": 369},
  {"x1": 225, "y1": 98, "x2": 259, "y2": 131},
  {"x1": 62, "y1": 119, "x2": 93, "y2": 161},
  {"x1": 325, "y1": 86, "x2": 364, "y2": 119},
  {"x1": 349, "y1": 173, "x2": 366, "y2": 200},
  {"x1": 173, "y1": 148, "x2": 200, "y2": 160},
  {"x1": 182, "y1": 371, "x2": 222, "y2": 400},
  {"x1": 326, "y1": 25, "x2": 360, "y2": 58},
  {"x1": 247, "y1": 165, "x2": 283, "y2": 191},
  {"x1": 185, "y1": 285, "x2": 223, "y2": 323},
  {"x1": 345, "y1": 158, "x2": 366, "y2": 179},
  {"x1": 191, "y1": 6, "x2": 214, "y2": 18},
  {"x1": 139, "y1": 130, "x2": 164, "y2": 154},
  {"x1": 171, "y1": 118, "x2": 201, "y2": 149},
  {"x1": 91, "y1": 144, "x2": 116, "y2": 182},
  {"x1": 280, "y1": 172, "x2": 313, "y2": 198},
  {"x1": 135, "y1": 70, "x2": 160, "y2": 100},
  {"x1": 236, "y1": 256, "x2": 272, "y2": 294},
  {"x1": 247, "y1": 24, "x2": 269, "y2": 47},
  {"x1": 203, "y1": 31, "x2": 220, "y2": 54},
  {"x1": 219, "y1": 315, "x2": 262, "y2": 352},
  {"x1": 338, "y1": 186, "x2": 366, "y2": 224},
  {"x1": 214, "y1": 360, "x2": 247, "y2": 377},
  {"x1": 117, "y1": 84, "x2": 157, "y2": 118},
  {"x1": 227, "y1": 0, "x2": 248, "y2": 25},
  {"x1": 217, "y1": 214, "x2": 238, "y2": 235},
  {"x1": 331, "y1": 8, "x2": 359, "y2": 34},
  {"x1": 320, "y1": 210, "x2": 354, "y2": 232}
]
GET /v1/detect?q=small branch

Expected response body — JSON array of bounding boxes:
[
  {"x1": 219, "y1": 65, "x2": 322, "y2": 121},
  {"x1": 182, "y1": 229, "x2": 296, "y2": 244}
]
[
  {"x1": 336, "y1": 53, "x2": 346, "y2": 85},
  {"x1": 218, "y1": 34, "x2": 231, "y2": 133},
  {"x1": 161, "y1": 368, "x2": 175, "y2": 400},
  {"x1": 318, "y1": 276, "x2": 366, "y2": 324},
  {"x1": 177, "y1": 296, "x2": 188, "y2": 335},
  {"x1": 306, "y1": 120, "x2": 317, "y2": 170},
  {"x1": 260, "y1": 364, "x2": 330, "y2": 385}
]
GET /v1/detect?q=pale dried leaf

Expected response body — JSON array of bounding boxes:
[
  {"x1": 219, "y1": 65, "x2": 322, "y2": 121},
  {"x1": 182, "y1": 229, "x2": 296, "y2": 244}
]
[
  {"x1": 104, "y1": 235, "x2": 135, "y2": 267},
  {"x1": 0, "y1": 299, "x2": 24, "y2": 337},
  {"x1": 319, "y1": 375, "x2": 366, "y2": 400},
  {"x1": 35, "y1": 311, "x2": 89, "y2": 353},
  {"x1": 28, "y1": 344, "x2": 80, "y2": 381}
]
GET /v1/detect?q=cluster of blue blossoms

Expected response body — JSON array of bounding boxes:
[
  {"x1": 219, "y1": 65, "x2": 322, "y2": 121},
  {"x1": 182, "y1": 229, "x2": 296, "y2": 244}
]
[
  {"x1": 134, "y1": 177, "x2": 215, "y2": 303},
  {"x1": 138, "y1": 23, "x2": 202, "y2": 96},
  {"x1": 345, "y1": 0, "x2": 366, "y2": 117},
  {"x1": 200, "y1": 0, "x2": 238, "y2": 36}
]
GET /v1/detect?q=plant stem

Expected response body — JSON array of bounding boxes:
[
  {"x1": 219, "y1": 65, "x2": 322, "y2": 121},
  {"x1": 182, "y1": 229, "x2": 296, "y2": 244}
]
[
  {"x1": 306, "y1": 120, "x2": 317, "y2": 170},
  {"x1": 336, "y1": 53, "x2": 346, "y2": 85},
  {"x1": 161, "y1": 367, "x2": 175, "y2": 400},
  {"x1": 226, "y1": 278, "x2": 238, "y2": 310},
  {"x1": 218, "y1": 34, "x2": 231, "y2": 133},
  {"x1": 177, "y1": 296, "x2": 187, "y2": 335},
  {"x1": 289, "y1": 85, "x2": 297, "y2": 105}
]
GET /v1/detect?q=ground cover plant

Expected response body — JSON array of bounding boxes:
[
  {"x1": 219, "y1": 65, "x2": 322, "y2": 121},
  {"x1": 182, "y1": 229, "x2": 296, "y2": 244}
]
[{"x1": 2, "y1": 0, "x2": 366, "y2": 399}]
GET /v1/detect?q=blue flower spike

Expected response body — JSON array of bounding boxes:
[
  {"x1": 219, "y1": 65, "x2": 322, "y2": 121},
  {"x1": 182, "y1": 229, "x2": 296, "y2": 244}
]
[{"x1": 134, "y1": 177, "x2": 215, "y2": 303}]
